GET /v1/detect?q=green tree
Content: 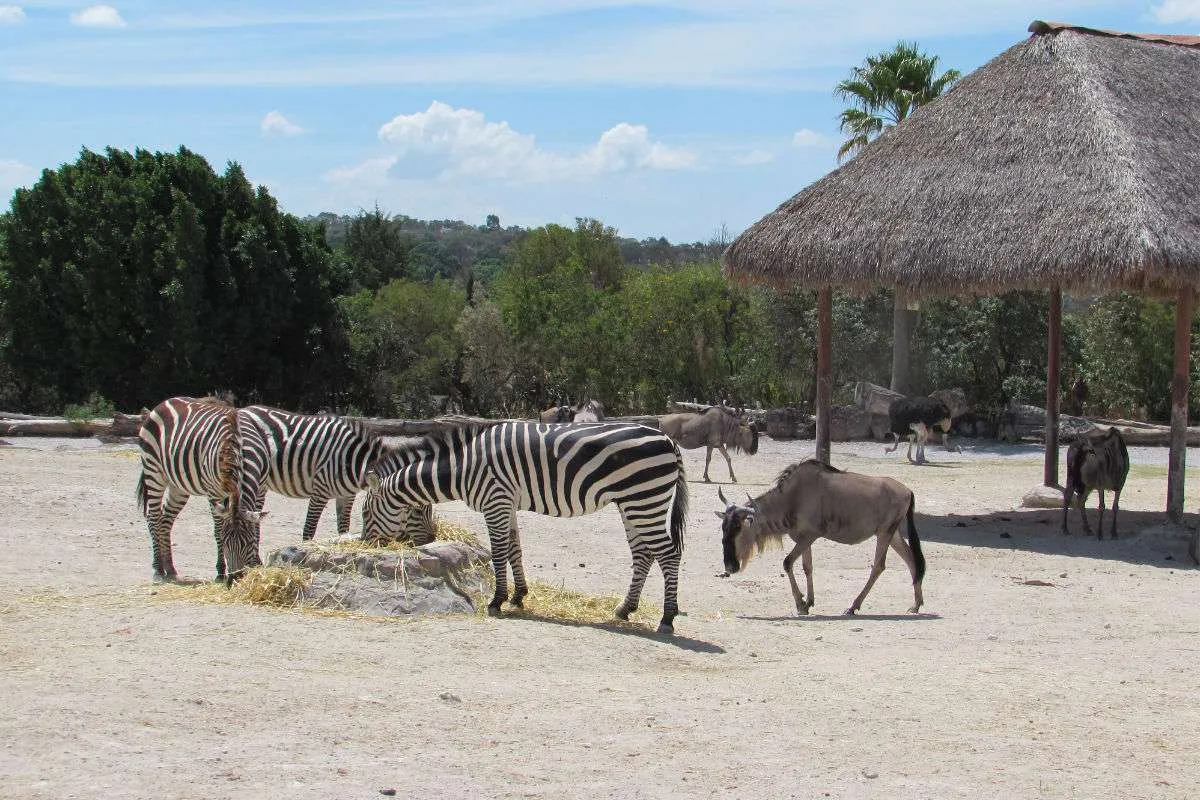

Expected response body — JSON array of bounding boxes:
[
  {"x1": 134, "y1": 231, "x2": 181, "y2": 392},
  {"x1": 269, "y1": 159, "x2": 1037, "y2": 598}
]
[
  {"x1": 0, "y1": 146, "x2": 347, "y2": 412},
  {"x1": 343, "y1": 206, "x2": 417, "y2": 290},
  {"x1": 835, "y1": 41, "x2": 961, "y2": 395}
]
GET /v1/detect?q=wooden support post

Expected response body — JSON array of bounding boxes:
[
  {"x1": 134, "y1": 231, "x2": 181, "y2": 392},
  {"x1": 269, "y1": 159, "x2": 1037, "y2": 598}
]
[
  {"x1": 815, "y1": 288, "x2": 832, "y2": 465},
  {"x1": 1167, "y1": 287, "x2": 1193, "y2": 525},
  {"x1": 1044, "y1": 286, "x2": 1062, "y2": 487}
]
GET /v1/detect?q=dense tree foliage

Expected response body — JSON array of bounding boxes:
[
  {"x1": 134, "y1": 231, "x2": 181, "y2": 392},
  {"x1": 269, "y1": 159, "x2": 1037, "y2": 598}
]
[
  {"x1": 1, "y1": 146, "x2": 1195, "y2": 423},
  {"x1": 0, "y1": 147, "x2": 347, "y2": 411}
]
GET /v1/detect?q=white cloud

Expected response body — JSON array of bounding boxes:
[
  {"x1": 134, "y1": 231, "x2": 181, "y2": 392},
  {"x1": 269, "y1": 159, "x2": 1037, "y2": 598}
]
[
  {"x1": 733, "y1": 149, "x2": 775, "y2": 166},
  {"x1": 322, "y1": 156, "x2": 398, "y2": 187},
  {"x1": 0, "y1": 5, "x2": 26, "y2": 25},
  {"x1": 0, "y1": 158, "x2": 37, "y2": 200},
  {"x1": 375, "y1": 101, "x2": 696, "y2": 182},
  {"x1": 1152, "y1": 0, "x2": 1200, "y2": 23},
  {"x1": 70, "y1": 5, "x2": 126, "y2": 29},
  {"x1": 792, "y1": 128, "x2": 827, "y2": 148},
  {"x1": 260, "y1": 110, "x2": 304, "y2": 138}
]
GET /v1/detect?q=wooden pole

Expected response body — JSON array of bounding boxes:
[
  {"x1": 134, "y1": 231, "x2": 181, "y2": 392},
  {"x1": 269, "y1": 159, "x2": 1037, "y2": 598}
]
[
  {"x1": 1167, "y1": 287, "x2": 1194, "y2": 525},
  {"x1": 1044, "y1": 286, "x2": 1062, "y2": 487},
  {"x1": 815, "y1": 288, "x2": 832, "y2": 465}
]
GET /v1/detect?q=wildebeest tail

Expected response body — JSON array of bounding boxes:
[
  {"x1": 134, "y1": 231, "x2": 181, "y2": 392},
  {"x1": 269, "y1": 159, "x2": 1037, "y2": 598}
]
[
  {"x1": 669, "y1": 442, "x2": 688, "y2": 554},
  {"x1": 906, "y1": 492, "x2": 926, "y2": 583}
]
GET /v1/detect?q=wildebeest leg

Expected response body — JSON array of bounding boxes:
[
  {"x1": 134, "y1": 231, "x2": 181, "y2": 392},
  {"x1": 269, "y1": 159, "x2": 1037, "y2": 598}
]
[
  {"x1": 1077, "y1": 488, "x2": 1094, "y2": 536},
  {"x1": 301, "y1": 498, "x2": 327, "y2": 541},
  {"x1": 482, "y1": 504, "x2": 514, "y2": 615},
  {"x1": 334, "y1": 497, "x2": 353, "y2": 538},
  {"x1": 1060, "y1": 486, "x2": 1074, "y2": 534},
  {"x1": 802, "y1": 547, "x2": 814, "y2": 610},
  {"x1": 718, "y1": 443, "x2": 737, "y2": 483},
  {"x1": 1110, "y1": 486, "x2": 1122, "y2": 539},
  {"x1": 506, "y1": 509, "x2": 528, "y2": 608},
  {"x1": 846, "y1": 531, "x2": 892, "y2": 615},
  {"x1": 703, "y1": 447, "x2": 714, "y2": 482},
  {"x1": 1095, "y1": 488, "x2": 1107, "y2": 541},
  {"x1": 782, "y1": 541, "x2": 811, "y2": 614},
  {"x1": 888, "y1": 534, "x2": 924, "y2": 613}
]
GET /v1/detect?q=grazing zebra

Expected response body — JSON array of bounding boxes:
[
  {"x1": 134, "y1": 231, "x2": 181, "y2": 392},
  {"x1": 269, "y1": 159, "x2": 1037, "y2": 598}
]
[
  {"x1": 135, "y1": 396, "x2": 265, "y2": 584},
  {"x1": 239, "y1": 406, "x2": 418, "y2": 542},
  {"x1": 362, "y1": 419, "x2": 689, "y2": 634}
]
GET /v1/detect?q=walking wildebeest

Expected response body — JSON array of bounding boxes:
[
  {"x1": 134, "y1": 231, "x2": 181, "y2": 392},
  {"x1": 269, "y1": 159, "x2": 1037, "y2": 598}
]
[
  {"x1": 1062, "y1": 427, "x2": 1129, "y2": 539},
  {"x1": 884, "y1": 396, "x2": 956, "y2": 464},
  {"x1": 659, "y1": 406, "x2": 758, "y2": 483},
  {"x1": 715, "y1": 460, "x2": 925, "y2": 615},
  {"x1": 539, "y1": 398, "x2": 605, "y2": 424}
]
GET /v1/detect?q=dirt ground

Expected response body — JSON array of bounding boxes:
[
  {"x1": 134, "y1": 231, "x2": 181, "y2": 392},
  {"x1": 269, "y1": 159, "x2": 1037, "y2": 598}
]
[{"x1": 1, "y1": 434, "x2": 1198, "y2": 800}]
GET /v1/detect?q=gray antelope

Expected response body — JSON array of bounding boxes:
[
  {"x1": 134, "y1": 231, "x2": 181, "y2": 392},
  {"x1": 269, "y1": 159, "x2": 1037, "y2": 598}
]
[
  {"x1": 539, "y1": 398, "x2": 605, "y2": 423},
  {"x1": 659, "y1": 406, "x2": 759, "y2": 482},
  {"x1": 1062, "y1": 427, "x2": 1129, "y2": 539},
  {"x1": 715, "y1": 460, "x2": 925, "y2": 615},
  {"x1": 362, "y1": 418, "x2": 689, "y2": 634},
  {"x1": 136, "y1": 396, "x2": 265, "y2": 584}
]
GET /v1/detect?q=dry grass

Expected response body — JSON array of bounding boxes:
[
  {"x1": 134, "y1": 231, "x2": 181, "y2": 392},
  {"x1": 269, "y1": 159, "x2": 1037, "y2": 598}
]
[
  {"x1": 151, "y1": 566, "x2": 313, "y2": 608},
  {"x1": 504, "y1": 580, "x2": 660, "y2": 631}
]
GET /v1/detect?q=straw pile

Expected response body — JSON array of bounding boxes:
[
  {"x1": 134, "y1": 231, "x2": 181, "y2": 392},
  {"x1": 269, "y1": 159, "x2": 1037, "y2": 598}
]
[{"x1": 503, "y1": 581, "x2": 661, "y2": 630}]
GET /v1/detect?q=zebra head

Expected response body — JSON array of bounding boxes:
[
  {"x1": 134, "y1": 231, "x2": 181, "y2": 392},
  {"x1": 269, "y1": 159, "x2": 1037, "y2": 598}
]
[
  {"x1": 362, "y1": 471, "x2": 435, "y2": 545},
  {"x1": 213, "y1": 496, "x2": 265, "y2": 585}
]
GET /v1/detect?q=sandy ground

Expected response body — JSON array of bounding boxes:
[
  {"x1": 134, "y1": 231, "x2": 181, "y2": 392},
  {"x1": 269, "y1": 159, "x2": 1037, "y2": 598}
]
[{"x1": 1, "y1": 435, "x2": 1198, "y2": 800}]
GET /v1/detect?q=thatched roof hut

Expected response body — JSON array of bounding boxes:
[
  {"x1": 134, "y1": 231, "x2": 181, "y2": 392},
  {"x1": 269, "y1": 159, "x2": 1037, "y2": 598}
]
[
  {"x1": 723, "y1": 22, "x2": 1200, "y2": 540},
  {"x1": 723, "y1": 21, "x2": 1200, "y2": 298}
]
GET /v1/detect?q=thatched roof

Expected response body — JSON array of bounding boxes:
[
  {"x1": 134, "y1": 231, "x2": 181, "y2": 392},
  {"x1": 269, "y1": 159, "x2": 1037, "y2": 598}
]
[{"x1": 723, "y1": 21, "x2": 1200, "y2": 297}]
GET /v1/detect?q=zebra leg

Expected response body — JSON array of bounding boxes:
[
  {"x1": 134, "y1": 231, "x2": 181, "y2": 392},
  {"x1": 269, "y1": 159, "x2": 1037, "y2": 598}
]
[
  {"x1": 482, "y1": 505, "x2": 513, "y2": 615},
  {"x1": 207, "y1": 505, "x2": 226, "y2": 581},
  {"x1": 507, "y1": 510, "x2": 528, "y2": 608},
  {"x1": 154, "y1": 490, "x2": 188, "y2": 581},
  {"x1": 334, "y1": 497, "x2": 353, "y2": 538},
  {"x1": 655, "y1": 550, "x2": 682, "y2": 635},
  {"x1": 301, "y1": 498, "x2": 328, "y2": 541},
  {"x1": 615, "y1": 548, "x2": 654, "y2": 623}
]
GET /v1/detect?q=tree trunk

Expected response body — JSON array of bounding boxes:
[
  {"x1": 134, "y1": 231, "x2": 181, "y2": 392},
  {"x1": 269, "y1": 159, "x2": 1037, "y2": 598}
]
[
  {"x1": 1167, "y1": 288, "x2": 1193, "y2": 525},
  {"x1": 890, "y1": 289, "x2": 914, "y2": 395}
]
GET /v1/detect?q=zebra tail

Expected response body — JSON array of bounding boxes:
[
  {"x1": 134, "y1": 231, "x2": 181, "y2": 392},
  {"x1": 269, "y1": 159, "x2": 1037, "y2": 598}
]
[
  {"x1": 135, "y1": 469, "x2": 149, "y2": 516},
  {"x1": 669, "y1": 443, "x2": 688, "y2": 554},
  {"x1": 906, "y1": 493, "x2": 926, "y2": 583}
]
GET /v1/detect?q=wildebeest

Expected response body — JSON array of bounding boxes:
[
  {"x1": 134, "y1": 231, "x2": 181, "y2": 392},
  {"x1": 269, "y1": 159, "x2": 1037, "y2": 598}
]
[
  {"x1": 659, "y1": 406, "x2": 759, "y2": 483},
  {"x1": 539, "y1": 398, "x2": 605, "y2": 424},
  {"x1": 884, "y1": 396, "x2": 956, "y2": 464},
  {"x1": 1062, "y1": 427, "x2": 1129, "y2": 539},
  {"x1": 715, "y1": 460, "x2": 925, "y2": 615}
]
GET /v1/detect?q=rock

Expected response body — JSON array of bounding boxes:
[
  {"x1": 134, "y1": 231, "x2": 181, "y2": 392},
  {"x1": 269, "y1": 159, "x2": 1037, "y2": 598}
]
[
  {"x1": 1022, "y1": 485, "x2": 1065, "y2": 509},
  {"x1": 267, "y1": 540, "x2": 492, "y2": 616},
  {"x1": 762, "y1": 407, "x2": 813, "y2": 440},
  {"x1": 827, "y1": 405, "x2": 872, "y2": 441}
]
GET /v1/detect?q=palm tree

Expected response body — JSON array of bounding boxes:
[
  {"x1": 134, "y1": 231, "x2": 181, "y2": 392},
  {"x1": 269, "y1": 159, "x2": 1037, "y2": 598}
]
[{"x1": 835, "y1": 41, "x2": 960, "y2": 393}]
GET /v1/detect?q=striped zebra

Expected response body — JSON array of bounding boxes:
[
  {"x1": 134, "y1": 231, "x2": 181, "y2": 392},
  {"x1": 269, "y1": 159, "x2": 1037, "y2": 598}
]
[
  {"x1": 237, "y1": 406, "x2": 433, "y2": 543},
  {"x1": 135, "y1": 396, "x2": 265, "y2": 583},
  {"x1": 362, "y1": 419, "x2": 689, "y2": 634}
]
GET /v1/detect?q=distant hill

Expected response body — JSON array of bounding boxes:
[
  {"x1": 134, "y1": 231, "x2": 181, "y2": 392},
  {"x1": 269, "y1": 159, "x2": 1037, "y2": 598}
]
[{"x1": 306, "y1": 212, "x2": 727, "y2": 280}]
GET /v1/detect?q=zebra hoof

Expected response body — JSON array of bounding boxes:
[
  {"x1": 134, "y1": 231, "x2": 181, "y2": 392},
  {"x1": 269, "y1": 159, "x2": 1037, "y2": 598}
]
[
  {"x1": 614, "y1": 605, "x2": 631, "y2": 621},
  {"x1": 509, "y1": 595, "x2": 525, "y2": 609},
  {"x1": 487, "y1": 603, "x2": 503, "y2": 617},
  {"x1": 655, "y1": 623, "x2": 674, "y2": 636}
]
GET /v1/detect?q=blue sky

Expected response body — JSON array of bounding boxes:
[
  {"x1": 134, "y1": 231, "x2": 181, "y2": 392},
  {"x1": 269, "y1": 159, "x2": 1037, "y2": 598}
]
[{"x1": 2, "y1": 1, "x2": 1198, "y2": 243}]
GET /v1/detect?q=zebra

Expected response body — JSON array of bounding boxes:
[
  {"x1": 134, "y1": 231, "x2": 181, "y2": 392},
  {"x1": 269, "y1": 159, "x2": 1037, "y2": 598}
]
[
  {"x1": 362, "y1": 419, "x2": 689, "y2": 634},
  {"x1": 237, "y1": 406, "x2": 432, "y2": 543},
  {"x1": 135, "y1": 396, "x2": 265, "y2": 584}
]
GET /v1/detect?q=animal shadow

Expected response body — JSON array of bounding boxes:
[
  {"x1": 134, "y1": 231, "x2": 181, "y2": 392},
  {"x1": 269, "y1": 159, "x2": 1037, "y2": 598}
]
[
  {"x1": 502, "y1": 610, "x2": 725, "y2": 653},
  {"x1": 738, "y1": 612, "x2": 942, "y2": 623}
]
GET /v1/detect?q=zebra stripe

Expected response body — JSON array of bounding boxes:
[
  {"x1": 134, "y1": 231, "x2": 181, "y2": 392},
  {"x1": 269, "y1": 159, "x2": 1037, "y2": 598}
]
[
  {"x1": 238, "y1": 406, "x2": 412, "y2": 542},
  {"x1": 135, "y1": 396, "x2": 264, "y2": 583},
  {"x1": 363, "y1": 420, "x2": 689, "y2": 633}
]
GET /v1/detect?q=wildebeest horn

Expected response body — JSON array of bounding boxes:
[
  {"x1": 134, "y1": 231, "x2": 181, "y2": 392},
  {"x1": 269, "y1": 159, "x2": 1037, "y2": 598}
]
[{"x1": 717, "y1": 487, "x2": 731, "y2": 508}]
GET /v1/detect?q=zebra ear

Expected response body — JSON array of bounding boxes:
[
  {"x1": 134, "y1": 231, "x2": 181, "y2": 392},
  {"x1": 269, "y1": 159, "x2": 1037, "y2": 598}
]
[
  {"x1": 366, "y1": 471, "x2": 381, "y2": 493},
  {"x1": 213, "y1": 497, "x2": 234, "y2": 520}
]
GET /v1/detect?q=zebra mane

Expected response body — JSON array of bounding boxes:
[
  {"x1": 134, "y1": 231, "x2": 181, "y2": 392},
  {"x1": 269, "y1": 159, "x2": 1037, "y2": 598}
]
[
  {"x1": 364, "y1": 416, "x2": 510, "y2": 478},
  {"x1": 217, "y1": 406, "x2": 242, "y2": 506}
]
